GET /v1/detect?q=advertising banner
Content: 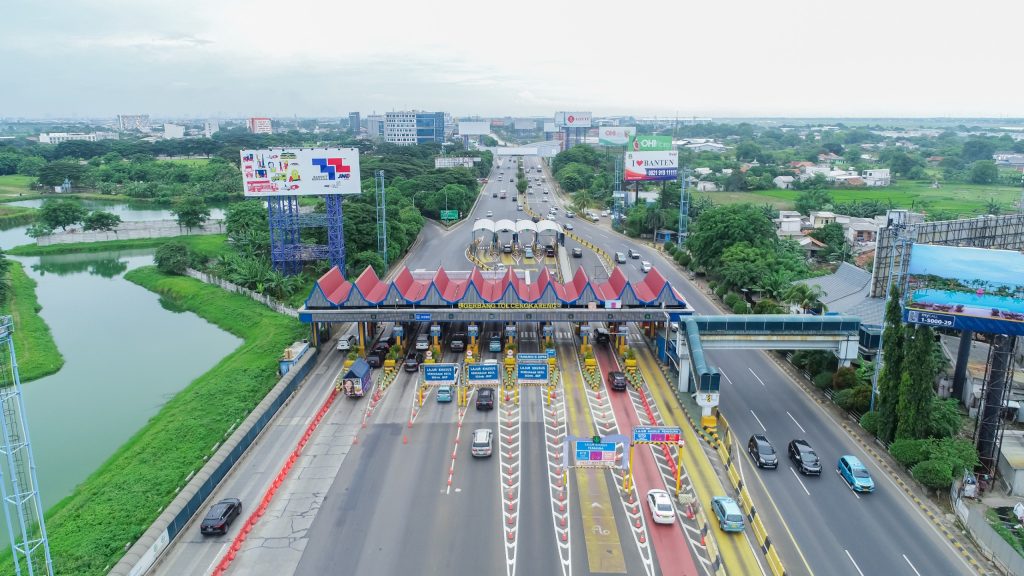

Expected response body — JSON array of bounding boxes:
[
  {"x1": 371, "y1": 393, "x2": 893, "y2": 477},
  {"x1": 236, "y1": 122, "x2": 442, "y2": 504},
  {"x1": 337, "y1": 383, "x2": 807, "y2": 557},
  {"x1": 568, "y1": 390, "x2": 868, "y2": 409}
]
[
  {"x1": 554, "y1": 111, "x2": 593, "y2": 128},
  {"x1": 598, "y1": 127, "x2": 636, "y2": 146},
  {"x1": 458, "y1": 121, "x2": 491, "y2": 135},
  {"x1": 435, "y1": 157, "x2": 477, "y2": 169},
  {"x1": 629, "y1": 135, "x2": 673, "y2": 152},
  {"x1": 903, "y1": 244, "x2": 1024, "y2": 336},
  {"x1": 241, "y1": 148, "x2": 361, "y2": 197},
  {"x1": 624, "y1": 151, "x2": 679, "y2": 182}
]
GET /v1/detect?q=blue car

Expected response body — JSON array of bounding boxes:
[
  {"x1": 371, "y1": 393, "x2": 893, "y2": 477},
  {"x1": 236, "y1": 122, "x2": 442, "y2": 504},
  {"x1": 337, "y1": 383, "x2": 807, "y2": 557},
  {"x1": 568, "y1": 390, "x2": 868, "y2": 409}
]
[
  {"x1": 837, "y1": 455, "x2": 875, "y2": 493},
  {"x1": 710, "y1": 496, "x2": 745, "y2": 533},
  {"x1": 436, "y1": 385, "x2": 453, "y2": 403}
]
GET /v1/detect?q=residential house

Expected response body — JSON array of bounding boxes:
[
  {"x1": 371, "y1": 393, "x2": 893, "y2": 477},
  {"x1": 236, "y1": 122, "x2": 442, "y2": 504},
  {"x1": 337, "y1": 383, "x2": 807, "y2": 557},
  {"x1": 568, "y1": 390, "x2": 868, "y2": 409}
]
[
  {"x1": 684, "y1": 142, "x2": 728, "y2": 153},
  {"x1": 818, "y1": 152, "x2": 844, "y2": 165},
  {"x1": 720, "y1": 168, "x2": 733, "y2": 176},
  {"x1": 845, "y1": 218, "x2": 879, "y2": 244},
  {"x1": 862, "y1": 168, "x2": 891, "y2": 187},
  {"x1": 775, "y1": 212, "x2": 805, "y2": 238},
  {"x1": 695, "y1": 181, "x2": 718, "y2": 192},
  {"x1": 796, "y1": 236, "x2": 827, "y2": 260},
  {"x1": 693, "y1": 167, "x2": 713, "y2": 176},
  {"x1": 789, "y1": 161, "x2": 816, "y2": 170},
  {"x1": 809, "y1": 211, "x2": 836, "y2": 228},
  {"x1": 994, "y1": 153, "x2": 1024, "y2": 169},
  {"x1": 773, "y1": 175, "x2": 795, "y2": 189},
  {"x1": 833, "y1": 174, "x2": 865, "y2": 186}
]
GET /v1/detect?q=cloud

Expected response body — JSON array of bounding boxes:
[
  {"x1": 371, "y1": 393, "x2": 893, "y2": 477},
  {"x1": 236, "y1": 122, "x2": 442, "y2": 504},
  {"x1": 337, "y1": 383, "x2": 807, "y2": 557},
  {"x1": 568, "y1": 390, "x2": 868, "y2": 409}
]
[{"x1": 68, "y1": 34, "x2": 213, "y2": 50}]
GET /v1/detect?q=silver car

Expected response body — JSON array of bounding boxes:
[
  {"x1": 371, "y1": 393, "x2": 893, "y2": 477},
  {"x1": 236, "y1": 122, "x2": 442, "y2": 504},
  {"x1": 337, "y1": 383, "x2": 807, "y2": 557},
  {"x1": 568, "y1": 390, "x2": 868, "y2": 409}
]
[
  {"x1": 646, "y1": 489, "x2": 675, "y2": 524},
  {"x1": 471, "y1": 428, "x2": 493, "y2": 457}
]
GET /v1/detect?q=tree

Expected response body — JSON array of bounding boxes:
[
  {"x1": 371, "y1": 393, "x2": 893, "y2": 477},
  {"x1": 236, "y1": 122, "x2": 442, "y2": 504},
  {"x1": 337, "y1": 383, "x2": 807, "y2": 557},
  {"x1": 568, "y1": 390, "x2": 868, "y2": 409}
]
[
  {"x1": 794, "y1": 188, "x2": 833, "y2": 215},
  {"x1": 735, "y1": 141, "x2": 762, "y2": 162},
  {"x1": 25, "y1": 223, "x2": 53, "y2": 238},
  {"x1": 0, "y1": 152, "x2": 20, "y2": 175},
  {"x1": 82, "y1": 211, "x2": 122, "y2": 231},
  {"x1": 968, "y1": 161, "x2": 998, "y2": 184},
  {"x1": 0, "y1": 249, "x2": 10, "y2": 306},
  {"x1": 16, "y1": 156, "x2": 46, "y2": 177},
  {"x1": 348, "y1": 250, "x2": 385, "y2": 277},
  {"x1": 961, "y1": 139, "x2": 997, "y2": 163},
  {"x1": 832, "y1": 366, "x2": 858, "y2": 390},
  {"x1": 719, "y1": 242, "x2": 774, "y2": 290},
  {"x1": 895, "y1": 325, "x2": 937, "y2": 440},
  {"x1": 40, "y1": 199, "x2": 86, "y2": 231},
  {"x1": 686, "y1": 204, "x2": 775, "y2": 270},
  {"x1": 154, "y1": 242, "x2": 191, "y2": 275},
  {"x1": 37, "y1": 159, "x2": 87, "y2": 187},
  {"x1": 172, "y1": 194, "x2": 211, "y2": 230},
  {"x1": 876, "y1": 286, "x2": 905, "y2": 443},
  {"x1": 782, "y1": 283, "x2": 828, "y2": 313},
  {"x1": 809, "y1": 222, "x2": 847, "y2": 261},
  {"x1": 928, "y1": 398, "x2": 962, "y2": 439}
]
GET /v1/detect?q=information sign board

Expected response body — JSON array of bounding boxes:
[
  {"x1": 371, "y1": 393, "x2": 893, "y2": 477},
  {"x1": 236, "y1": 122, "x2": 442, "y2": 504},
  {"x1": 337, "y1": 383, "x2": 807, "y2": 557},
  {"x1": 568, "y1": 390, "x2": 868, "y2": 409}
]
[
  {"x1": 468, "y1": 324, "x2": 479, "y2": 337},
  {"x1": 467, "y1": 363, "x2": 500, "y2": 382},
  {"x1": 516, "y1": 353, "x2": 548, "y2": 362},
  {"x1": 415, "y1": 313, "x2": 431, "y2": 321},
  {"x1": 574, "y1": 441, "x2": 618, "y2": 462},
  {"x1": 423, "y1": 364, "x2": 458, "y2": 383},
  {"x1": 632, "y1": 426, "x2": 683, "y2": 443},
  {"x1": 517, "y1": 363, "x2": 549, "y2": 383},
  {"x1": 440, "y1": 210, "x2": 459, "y2": 220}
]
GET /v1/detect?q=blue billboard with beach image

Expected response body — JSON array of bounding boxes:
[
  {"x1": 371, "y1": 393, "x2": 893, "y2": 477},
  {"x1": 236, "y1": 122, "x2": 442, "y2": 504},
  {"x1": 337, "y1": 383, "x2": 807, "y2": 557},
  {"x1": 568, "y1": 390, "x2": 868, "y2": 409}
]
[{"x1": 903, "y1": 244, "x2": 1024, "y2": 335}]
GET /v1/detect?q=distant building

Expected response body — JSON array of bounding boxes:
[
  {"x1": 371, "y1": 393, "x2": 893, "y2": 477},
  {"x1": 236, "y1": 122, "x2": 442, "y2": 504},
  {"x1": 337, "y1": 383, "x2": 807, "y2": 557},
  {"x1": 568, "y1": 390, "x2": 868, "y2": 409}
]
[
  {"x1": 163, "y1": 124, "x2": 185, "y2": 139},
  {"x1": 39, "y1": 132, "x2": 117, "y2": 144},
  {"x1": 862, "y1": 168, "x2": 891, "y2": 187},
  {"x1": 247, "y1": 117, "x2": 272, "y2": 134},
  {"x1": 366, "y1": 115, "x2": 385, "y2": 139},
  {"x1": 773, "y1": 175, "x2": 795, "y2": 189},
  {"x1": 203, "y1": 120, "x2": 219, "y2": 138},
  {"x1": 693, "y1": 167, "x2": 713, "y2": 176},
  {"x1": 809, "y1": 211, "x2": 837, "y2": 228},
  {"x1": 117, "y1": 114, "x2": 150, "y2": 131},
  {"x1": 384, "y1": 111, "x2": 445, "y2": 145},
  {"x1": 683, "y1": 142, "x2": 728, "y2": 153},
  {"x1": 348, "y1": 112, "x2": 361, "y2": 133}
]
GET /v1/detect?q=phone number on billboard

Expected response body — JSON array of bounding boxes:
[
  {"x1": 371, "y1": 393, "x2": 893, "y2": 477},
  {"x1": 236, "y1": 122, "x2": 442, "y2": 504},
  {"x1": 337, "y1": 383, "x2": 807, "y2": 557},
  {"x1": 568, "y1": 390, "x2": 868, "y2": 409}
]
[{"x1": 647, "y1": 169, "x2": 677, "y2": 176}]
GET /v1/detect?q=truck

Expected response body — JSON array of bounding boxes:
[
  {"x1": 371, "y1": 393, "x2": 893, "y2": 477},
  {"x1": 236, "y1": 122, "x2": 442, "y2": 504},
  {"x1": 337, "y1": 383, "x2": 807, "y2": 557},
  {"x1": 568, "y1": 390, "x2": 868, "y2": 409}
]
[
  {"x1": 337, "y1": 358, "x2": 373, "y2": 398},
  {"x1": 500, "y1": 190, "x2": 507, "y2": 199}
]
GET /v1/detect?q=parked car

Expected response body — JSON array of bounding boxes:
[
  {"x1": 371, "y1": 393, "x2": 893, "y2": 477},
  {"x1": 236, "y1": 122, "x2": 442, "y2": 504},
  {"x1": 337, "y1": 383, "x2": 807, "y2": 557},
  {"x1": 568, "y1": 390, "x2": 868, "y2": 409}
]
[
  {"x1": 710, "y1": 496, "x2": 745, "y2": 532},
  {"x1": 646, "y1": 489, "x2": 676, "y2": 524},
  {"x1": 628, "y1": 248, "x2": 640, "y2": 259},
  {"x1": 436, "y1": 385, "x2": 454, "y2": 403},
  {"x1": 788, "y1": 439, "x2": 822, "y2": 475},
  {"x1": 572, "y1": 247, "x2": 583, "y2": 258},
  {"x1": 641, "y1": 261, "x2": 652, "y2": 273},
  {"x1": 403, "y1": 351, "x2": 423, "y2": 372},
  {"x1": 608, "y1": 371, "x2": 628, "y2": 391},
  {"x1": 415, "y1": 334, "x2": 430, "y2": 351},
  {"x1": 614, "y1": 252, "x2": 627, "y2": 264},
  {"x1": 747, "y1": 434, "x2": 779, "y2": 469},
  {"x1": 837, "y1": 455, "x2": 875, "y2": 492},
  {"x1": 471, "y1": 428, "x2": 493, "y2": 457},
  {"x1": 476, "y1": 387, "x2": 495, "y2": 410},
  {"x1": 200, "y1": 498, "x2": 242, "y2": 535}
]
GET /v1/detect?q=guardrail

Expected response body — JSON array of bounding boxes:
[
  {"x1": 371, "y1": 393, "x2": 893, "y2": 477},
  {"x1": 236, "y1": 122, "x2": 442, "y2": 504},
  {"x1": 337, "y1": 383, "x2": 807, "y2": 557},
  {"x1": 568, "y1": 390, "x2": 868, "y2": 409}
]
[{"x1": 716, "y1": 415, "x2": 787, "y2": 576}]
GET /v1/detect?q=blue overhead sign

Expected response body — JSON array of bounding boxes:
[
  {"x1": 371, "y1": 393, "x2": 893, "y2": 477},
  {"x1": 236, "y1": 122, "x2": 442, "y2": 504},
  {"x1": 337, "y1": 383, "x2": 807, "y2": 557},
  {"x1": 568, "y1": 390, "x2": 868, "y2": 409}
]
[
  {"x1": 423, "y1": 364, "x2": 458, "y2": 382},
  {"x1": 517, "y1": 363, "x2": 549, "y2": 382},
  {"x1": 468, "y1": 324, "x2": 479, "y2": 337},
  {"x1": 546, "y1": 348, "x2": 556, "y2": 358},
  {"x1": 415, "y1": 313, "x2": 431, "y2": 321},
  {"x1": 632, "y1": 426, "x2": 683, "y2": 443},
  {"x1": 574, "y1": 441, "x2": 617, "y2": 462},
  {"x1": 517, "y1": 353, "x2": 547, "y2": 362},
  {"x1": 467, "y1": 363, "x2": 500, "y2": 382}
]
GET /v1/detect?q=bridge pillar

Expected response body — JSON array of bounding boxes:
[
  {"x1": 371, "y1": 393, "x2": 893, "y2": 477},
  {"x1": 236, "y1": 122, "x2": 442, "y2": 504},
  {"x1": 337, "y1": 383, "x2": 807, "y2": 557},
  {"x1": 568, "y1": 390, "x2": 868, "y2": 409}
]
[{"x1": 358, "y1": 322, "x2": 367, "y2": 354}]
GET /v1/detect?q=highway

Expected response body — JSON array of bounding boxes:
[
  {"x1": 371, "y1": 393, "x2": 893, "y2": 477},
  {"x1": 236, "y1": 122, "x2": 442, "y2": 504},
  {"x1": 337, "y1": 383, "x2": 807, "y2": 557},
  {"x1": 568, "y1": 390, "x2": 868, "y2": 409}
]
[{"x1": 148, "y1": 152, "x2": 976, "y2": 576}]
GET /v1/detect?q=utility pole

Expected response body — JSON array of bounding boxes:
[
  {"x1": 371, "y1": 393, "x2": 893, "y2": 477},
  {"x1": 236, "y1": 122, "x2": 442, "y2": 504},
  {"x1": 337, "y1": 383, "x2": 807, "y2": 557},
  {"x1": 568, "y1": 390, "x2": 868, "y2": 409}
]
[{"x1": 678, "y1": 168, "x2": 690, "y2": 247}]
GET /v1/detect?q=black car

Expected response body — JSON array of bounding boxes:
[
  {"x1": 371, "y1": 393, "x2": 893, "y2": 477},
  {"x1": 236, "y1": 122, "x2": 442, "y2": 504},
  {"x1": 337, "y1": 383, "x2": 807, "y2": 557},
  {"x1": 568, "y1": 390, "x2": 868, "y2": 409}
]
[
  {"x1": 366, "y1": 351, "x2": 384, "y2": 368},
  {"x1": 608, "y1": 371, "x2": 628, "y2": 391},
  {"x1": 545, "y1": 245, "x2": 556, "y2": 257},
  {"x1": 403, "y1": 351, "x2": 423, "y2": 372},
  {"x1": 200, "y1": 498, "x2": 242, "y2": 535},
  {"x1": 787, "y1": 439, "x2": 822, "y2": 475},
  {"x1": 450, "y1": 332, "x2": 467, "y2": 352},
  {"x1": 594, "y1": 327, "x2": 611, "y2": 344},
  {"x1": 476, "y1": 387, "x2": 495, "y2": 410},
  {"x1": 747, "y1": 434, "x2": 778, "y2": 469},
  {"x1": 572, "y1": 247, "x2": 583, "y2": 258}
]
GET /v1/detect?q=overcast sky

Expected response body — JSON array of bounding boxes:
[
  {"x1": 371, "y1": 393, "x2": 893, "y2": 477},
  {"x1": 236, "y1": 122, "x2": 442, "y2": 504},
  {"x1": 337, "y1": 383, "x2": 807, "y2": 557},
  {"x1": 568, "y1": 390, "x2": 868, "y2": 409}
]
[{"x1": 4, "y1": 0, "x2": 1023, "y2": 119}]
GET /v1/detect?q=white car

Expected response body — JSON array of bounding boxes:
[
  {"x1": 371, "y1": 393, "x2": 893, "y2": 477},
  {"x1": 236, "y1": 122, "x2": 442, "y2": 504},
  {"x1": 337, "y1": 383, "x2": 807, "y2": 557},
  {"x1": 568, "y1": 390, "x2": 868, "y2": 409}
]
[
  {"x1": 641, "y1": 261, "x2": 652, "y2": 273},
  {"x1": 564, "y1": 222, "x2": 574, "y2": 230},
  {"x1": 647, "y1": 489, "x2": 676, "y2": 524},
  {"x1": 486, "y1": 210, "x2": 493, "y2": 217}
]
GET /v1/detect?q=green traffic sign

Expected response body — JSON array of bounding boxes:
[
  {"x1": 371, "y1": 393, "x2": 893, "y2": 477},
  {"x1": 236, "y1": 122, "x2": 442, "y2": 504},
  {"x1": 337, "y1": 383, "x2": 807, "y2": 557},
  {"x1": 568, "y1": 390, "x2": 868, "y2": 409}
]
[{"x1": 440, "y1": 210, "x2": 459, "y2": 220}]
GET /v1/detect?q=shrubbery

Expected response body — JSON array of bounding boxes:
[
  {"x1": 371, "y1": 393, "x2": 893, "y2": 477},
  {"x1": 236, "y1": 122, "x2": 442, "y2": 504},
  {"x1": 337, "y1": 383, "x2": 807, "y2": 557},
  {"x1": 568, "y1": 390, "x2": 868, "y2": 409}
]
[
  {"x1": 860, "y1": 411, "x2": 880, "y2": 435},
  {"x1": 154, "y1": 242, "x2": 191, "y2": 275},
  {"x1": 890, "y1": 438, "x2": 933, "y2": 468},
  {"x1": 723, "y1": 293, "x2": 739, "y2": 308},
  {"x1": 813, "y1": 371, "x2": 834, "y2": 389},
  {"x1": 912, "y1": 459, "x2": 954, "y2": 490},
  {"x1": 732, "y1": 300, "x2": 749, "y2": 314}
]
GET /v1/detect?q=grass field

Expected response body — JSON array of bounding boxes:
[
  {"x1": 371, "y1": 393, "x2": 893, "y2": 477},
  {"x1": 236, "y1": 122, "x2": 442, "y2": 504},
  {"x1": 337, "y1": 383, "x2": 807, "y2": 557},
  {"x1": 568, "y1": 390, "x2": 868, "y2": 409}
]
[
  {"x1": 0, "y1": 267, "x2": 306, "y2": 575},
  {"x1": 705, "y1": 180, "x2": 1023, "y2": 216},
  {"x1": 0, "y1": 204, "x2": 38, "y2": 227},
  {"x1": 0, "y1": 174, "x2": 37, "y2": 197},
  {"x1": 7, "y1": 234, "x2": 230, "y2": 258},
  {"x1": 1, "y1": 261, "x2": 64, "y2": 382}
]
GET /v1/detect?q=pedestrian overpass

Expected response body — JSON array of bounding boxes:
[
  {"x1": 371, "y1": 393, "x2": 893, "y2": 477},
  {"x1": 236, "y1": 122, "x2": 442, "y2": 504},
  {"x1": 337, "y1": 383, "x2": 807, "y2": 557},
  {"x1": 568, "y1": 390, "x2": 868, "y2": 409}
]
[{"x1": 663, "y1": 315, "x2": 861, "y2": 427}]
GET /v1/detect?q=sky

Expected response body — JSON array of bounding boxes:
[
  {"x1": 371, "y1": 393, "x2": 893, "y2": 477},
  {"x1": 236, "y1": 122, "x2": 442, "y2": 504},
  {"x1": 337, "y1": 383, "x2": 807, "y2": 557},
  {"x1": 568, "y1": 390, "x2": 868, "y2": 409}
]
[{"x1": 3, "y1": 0, "x2": 1024, "y2": 119}]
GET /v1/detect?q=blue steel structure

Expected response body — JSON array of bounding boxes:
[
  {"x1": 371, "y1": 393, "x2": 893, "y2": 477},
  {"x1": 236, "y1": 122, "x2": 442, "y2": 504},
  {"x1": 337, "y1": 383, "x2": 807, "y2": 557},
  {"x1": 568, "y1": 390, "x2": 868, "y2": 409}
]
[
  {"x1": 267, "y1": 194, "x2": 347, "y2": 276},
  {"x1": 375, "y1": 171, "x2": 388, "y2": 270},
  {"x1": 612, "y1": 156, "x2": 624, "y2": 226},
  {"x1": 0, "y1": 316, "x2": 52, "y2": 576},
  {"x1": 678, "y1": 167, "x2": 690, "y2": 246}
]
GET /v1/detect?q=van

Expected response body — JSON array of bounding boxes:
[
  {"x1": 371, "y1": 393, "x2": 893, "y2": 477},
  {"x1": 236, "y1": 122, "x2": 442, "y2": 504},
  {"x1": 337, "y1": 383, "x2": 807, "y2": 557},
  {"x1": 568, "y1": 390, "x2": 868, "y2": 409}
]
[
  {"x1": 614, "y1": 252, "x2": 627, "y2": 264},
  {"x1": 471, "y1": 428, "x2": 493, "y2": 457},
  {"x1": 336, "y1": 327, "x2": 357, "y2": 352}
]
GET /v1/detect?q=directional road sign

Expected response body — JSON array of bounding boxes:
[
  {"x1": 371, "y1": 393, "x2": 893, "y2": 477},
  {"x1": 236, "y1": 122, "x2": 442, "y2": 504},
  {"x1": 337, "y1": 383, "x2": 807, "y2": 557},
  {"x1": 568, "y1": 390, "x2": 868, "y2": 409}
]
[
  {"x1": 423, "y1": 363, "x2": 458, "y2": 383},
  {"x1": 632, "y1": 426, "x2": 683, "y2": 443},
  {"x1": 517, "y1": 353, "x2": 548, "y2": 362},
  {"x1": 430, "y1": 324, "x2": 441, "y2": 337},
  {"x1": 467, "y1": 363, "x2": 500, "y2": 382},
  {"x1": 517, "y1": 363, "x2": 549, "y2": 383},
  {"x1": 468, "y1": 324, "x2": 479, "y2": 337},
  {"x1": 415, "y1": 313, "x2": 431, "y2": 321},
  {"x1": 574, "y1": 441, "x2": 618, "y2": 462},
  {"x1": 440, "y1": 209, "x2": 459, "y2": 220}
]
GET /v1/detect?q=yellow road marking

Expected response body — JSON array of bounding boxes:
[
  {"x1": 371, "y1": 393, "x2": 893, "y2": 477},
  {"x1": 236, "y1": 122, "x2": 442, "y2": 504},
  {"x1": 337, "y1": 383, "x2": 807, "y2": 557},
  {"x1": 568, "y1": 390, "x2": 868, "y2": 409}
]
[
  {"x1": 635, "y1": 347, "x2": 766, "y2": 576},
  {"x1": 562, "y1": 341, "x2": 626, "y2": 574}
]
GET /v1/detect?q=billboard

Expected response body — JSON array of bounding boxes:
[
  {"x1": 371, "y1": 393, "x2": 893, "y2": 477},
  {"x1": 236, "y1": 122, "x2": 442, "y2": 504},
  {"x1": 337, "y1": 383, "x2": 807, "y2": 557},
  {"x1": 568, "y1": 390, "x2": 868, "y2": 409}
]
[
  {"x1": 434, "y1": 157, "x2": 478, "y2": 169},
  {"x1": 629, "y1": 135, "x2": 673, "y2": 151},
  {"x1": 554, "y1": 111, "x2": 593, "y2": 128},
  {"x1": 903, "y1": 244, "x2": 1024, "y2": 336},
  {"x1": 241, "y1": 148, "x2": 361, "y2": 197},
  {"x1": 598, "y1": 127, "x2": 636, "y2": 146},
  {"x1": 459, "y1": 121, "x2": 491, "y2": 135},
  {"x1": 624, "y1": 150, "x2": 679, "y2": 181}
]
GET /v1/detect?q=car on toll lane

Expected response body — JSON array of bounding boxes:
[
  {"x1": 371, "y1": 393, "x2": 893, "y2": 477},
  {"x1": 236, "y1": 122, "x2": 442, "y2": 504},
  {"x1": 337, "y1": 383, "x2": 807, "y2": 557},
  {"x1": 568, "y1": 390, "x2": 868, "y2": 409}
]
[
  {"x1": 748, "y1": 434, "x2": 779, "y2": 469},
  {"x1": 646, "y1": 489, "x2": 676, "y2": 524}
]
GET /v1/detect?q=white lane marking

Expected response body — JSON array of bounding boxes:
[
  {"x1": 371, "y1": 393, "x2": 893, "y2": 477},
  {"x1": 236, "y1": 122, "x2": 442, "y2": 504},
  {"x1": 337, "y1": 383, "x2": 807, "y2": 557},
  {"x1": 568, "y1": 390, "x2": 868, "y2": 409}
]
[
  {"x1": 206, "y1": 543, "x2": 229, "y2": 575},
  {"x1": 748, "y1": 367, "x2": 766, "y2": 387},
  {"x1": 787, "y1": 411, "x2": 807, "y2": 434},
  {"x1": 789, "y1": 467, "x2": 811, "y2": 496},
  {"x1": 903, "y1": 554, "x2": 923, "y2": 576},
  {"x1": 750, "y1": 409, "x2": 767, "y2": 432},
  {"x1": 845, "y1": 550, "x2": 866, "y2": 576},
  {"x1": 719, "y1": 368, "x2": 733, "y2": 385}
]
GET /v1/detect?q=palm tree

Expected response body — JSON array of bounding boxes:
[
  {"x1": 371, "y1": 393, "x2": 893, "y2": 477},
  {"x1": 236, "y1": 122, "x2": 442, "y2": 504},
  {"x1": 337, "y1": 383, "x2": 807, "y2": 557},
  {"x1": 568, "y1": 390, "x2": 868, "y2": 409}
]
[
  {"x1": 757, "y1": 270, "x2": 791, "y2": 301},
  {"x1": 572, "y1": 189, "x2": 592, "y2": 215},
  {"x1": 782, "y1": 283, "x2": 828, "y2": 314},
  {"x1": 644, "y1": 208, "x2": 665, "y2": 239},
  {"x1": 984, "y1": 198, "x2": 1003, "y2": 215}
]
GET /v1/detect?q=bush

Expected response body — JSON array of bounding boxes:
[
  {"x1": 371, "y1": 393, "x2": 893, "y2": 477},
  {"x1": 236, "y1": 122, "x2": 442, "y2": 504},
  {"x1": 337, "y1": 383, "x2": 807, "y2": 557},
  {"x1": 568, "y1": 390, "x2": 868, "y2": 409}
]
[
  {"x1": 832, "y1": 366, "x2": 858, "y2": 390},
  {"x1": 723, "y1": 293, "x2": 740, "y2": 308},
  {"x1": 679, "y1": 252, "x2": 692, "y2": 267},
  {"x1": 813, "y1": 371, "x2": 834, "y2": 389},
  {"x1": 715, "y1": 284, "x2": 729, "y2": 299},
  {"x1": 835, "y1": 384, "x2": 871, "y2": 413},
  {"x1": 708, "y1": 281, "x2": 718, "y2": 292},
  {"x1": 732, "y1": 300, "x2": 749, "y2": 314},
  {"x1": 154, "y1": 242, "x2": 191, "y2": 275},
  {"x1": 889, "y1": 438, "x2": 933, "y2": 468},
  {"x1": 930, "y1": 437, "x2": 979, "y2": 473},
  {"x1": 911, "y1": 459, "x2": 954, "y2": 490},
  {"x1": 664, "y1": 241, "x2": 675, "y2": 252},
  {"x1": 860, "y1": 411, "x2": 880, "y2": 436},
  {"x1": 928, "y1": 398, "x2": 963, "y2": 438}
]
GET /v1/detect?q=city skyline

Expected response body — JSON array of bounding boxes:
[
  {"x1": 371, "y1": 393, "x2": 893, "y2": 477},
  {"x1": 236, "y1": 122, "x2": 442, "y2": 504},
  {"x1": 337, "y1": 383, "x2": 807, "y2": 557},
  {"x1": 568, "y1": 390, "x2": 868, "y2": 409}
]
[{"x1": 2, "y1": 0, "x2": 1023, "y2": 119}]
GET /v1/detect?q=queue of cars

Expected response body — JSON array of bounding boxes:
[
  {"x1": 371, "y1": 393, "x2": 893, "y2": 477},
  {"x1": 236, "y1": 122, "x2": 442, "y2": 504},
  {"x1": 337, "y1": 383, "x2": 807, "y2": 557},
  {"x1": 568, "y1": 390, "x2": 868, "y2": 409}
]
[{"x1": 745, "y1": 433, "x2": 874, "y2": 492}]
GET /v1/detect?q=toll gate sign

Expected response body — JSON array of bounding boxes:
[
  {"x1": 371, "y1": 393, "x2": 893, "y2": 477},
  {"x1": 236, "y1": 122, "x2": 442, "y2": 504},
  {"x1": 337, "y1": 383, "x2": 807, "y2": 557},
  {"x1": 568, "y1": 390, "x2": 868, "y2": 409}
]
[
  {"x1": 574, "y1": 441, "x2": 617, "y2": 464},
  {"x1": 467, "y1": 363, "x2": 500, "y2": 383},
  {"x1": 517, "y1": 363, "x2": 549, "y2": 383},
  {"x1": 423, "y1": 363, "x2": 458, "y2": 383},
  {"x1": 632, "y1": 426, "x2": 682, "y2": 443}
]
